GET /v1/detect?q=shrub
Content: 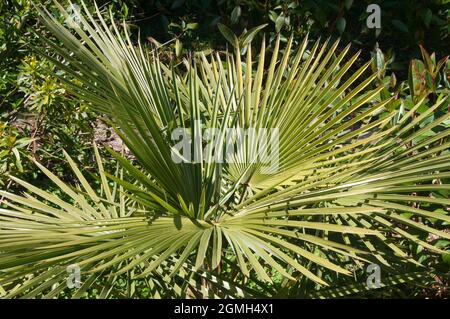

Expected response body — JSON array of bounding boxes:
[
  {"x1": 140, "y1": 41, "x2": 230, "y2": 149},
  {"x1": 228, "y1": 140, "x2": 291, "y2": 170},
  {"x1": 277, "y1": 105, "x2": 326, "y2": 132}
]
[{"x1": 0, "y1": 1, "x2": 449, "y2": 298}]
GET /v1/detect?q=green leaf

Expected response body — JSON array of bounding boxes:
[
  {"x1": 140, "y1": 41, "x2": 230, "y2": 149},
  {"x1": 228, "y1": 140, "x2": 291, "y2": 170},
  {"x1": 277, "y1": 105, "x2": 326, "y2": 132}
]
[
  {"x1": 11, "y1": 148, "x2": 23, "y2": 172},
  {"x1": 230, "y1": 6, "x2": 241, "y2": 25},
  {"x1": 275, "y1": 15, "x2": 285, "y2": 33},
  {"x1": 336, "y1": 17, "x2": 346, "y2": 34},
  {"x1": 391, "y1": 19, "x2": 409, "y2": 33},
  {"x1": 217, "y1": 23, "x2": 238, "y2": 48},
  {"x1": 268, "y1": 10, "x2": 277, "y2": 22},
  {"x1": 344, "y1": 0, "x2": 353, "y2": 9},
  {"x1": 171, "y1": 0, "x2": 186, "y2": 9},
  {"x1": 186, "y1": 23, "x2": 199, "y2": 30},
  {"x1": 423, "y1": 8, "x2": 433, "y2": 28},
  {"x1": 175, "y1": 39, "x2": 182, "y2": 57},
  {"x1": 240, "y1": 24, "x2": 268, "y2": 47}
]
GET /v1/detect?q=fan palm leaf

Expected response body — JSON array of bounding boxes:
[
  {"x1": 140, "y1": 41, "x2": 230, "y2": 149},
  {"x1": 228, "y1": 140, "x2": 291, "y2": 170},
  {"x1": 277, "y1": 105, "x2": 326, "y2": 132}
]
[{"x1": 0, "y1": 1, "x2": 449, "y2": 298}]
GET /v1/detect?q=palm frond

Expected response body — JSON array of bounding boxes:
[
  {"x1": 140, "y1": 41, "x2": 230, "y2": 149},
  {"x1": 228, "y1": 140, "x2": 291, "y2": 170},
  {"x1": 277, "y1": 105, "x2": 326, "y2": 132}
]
[{"x1": 0, "y1": 1, "x2": 449, "y2": 298}]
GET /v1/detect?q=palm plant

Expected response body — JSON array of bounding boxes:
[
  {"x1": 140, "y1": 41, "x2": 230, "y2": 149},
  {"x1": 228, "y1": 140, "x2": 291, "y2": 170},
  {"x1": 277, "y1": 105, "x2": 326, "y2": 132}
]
[{"x1": 0, "y1": 1, "x2": 449, "y2": 298}]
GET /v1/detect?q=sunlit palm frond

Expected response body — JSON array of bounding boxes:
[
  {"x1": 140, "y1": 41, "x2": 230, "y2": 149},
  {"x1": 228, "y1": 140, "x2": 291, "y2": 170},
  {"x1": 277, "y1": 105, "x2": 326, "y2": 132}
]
[{"x1": 0, "y1": 1, "x2": 449, "y2": 298}]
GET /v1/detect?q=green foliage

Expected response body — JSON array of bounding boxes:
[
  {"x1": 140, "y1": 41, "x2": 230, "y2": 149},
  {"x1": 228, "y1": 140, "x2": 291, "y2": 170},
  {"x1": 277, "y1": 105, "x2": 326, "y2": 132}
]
[
  {"x1": 0, "y1": 3, "x2": 449, "y2": 299},
  {"x1": 0, "y1": 0, "x2": 449, "y2": 299},
  {"x1": 118, "y1": 0, "x2": 449, "y2": 73},
  {"x1": 0, "y1": 0, "x2": 130, "y2": 190},
  {"x1": 408, "y1": 46, "x2": 449, "y2": 102},
  {"x1": 0, "y1": 122, "x2": 33, "y2": 186}
]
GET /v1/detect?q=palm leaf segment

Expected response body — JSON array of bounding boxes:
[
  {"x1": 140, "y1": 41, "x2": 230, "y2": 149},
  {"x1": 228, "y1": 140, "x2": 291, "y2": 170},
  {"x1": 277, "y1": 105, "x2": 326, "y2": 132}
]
[{"x1": 0, "y1": 1, "x2": 449, "y2": 297}]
